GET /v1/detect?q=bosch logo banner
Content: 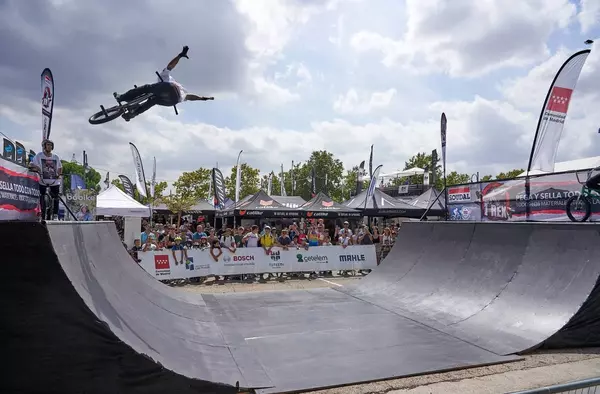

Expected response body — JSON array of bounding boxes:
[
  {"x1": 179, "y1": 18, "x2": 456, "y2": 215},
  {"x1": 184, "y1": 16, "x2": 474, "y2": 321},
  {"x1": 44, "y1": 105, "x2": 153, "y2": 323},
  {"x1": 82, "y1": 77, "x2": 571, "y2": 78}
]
[{"x1": 233, "y1": 255, "x2": 254, "y2": 262}]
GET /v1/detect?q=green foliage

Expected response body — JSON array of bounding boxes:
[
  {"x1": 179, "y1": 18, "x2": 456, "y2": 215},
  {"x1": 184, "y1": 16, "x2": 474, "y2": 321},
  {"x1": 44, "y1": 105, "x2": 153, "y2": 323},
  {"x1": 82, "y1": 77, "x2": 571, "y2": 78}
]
[
  {"x1": 446, "y1": 171, "x2": 471, "y2": 186},
  {"x1": 481, "y1": 175, "x2": 493, "y2": 181},
  {"x1": 172, "y1": 168, "x2": 211, "y2": 201},
  {"x1": 225, "y1": 163, "x2": 261, "y2": 201},
  {"x1": 61, "y1": 161, "x2": 102, "y2": 193},
  {"x1": 159, "y1": 192, "x2": 196, "y2": 227},
  {"x1": 496, "y1": 169, "x2": 525, "y2": 180}
]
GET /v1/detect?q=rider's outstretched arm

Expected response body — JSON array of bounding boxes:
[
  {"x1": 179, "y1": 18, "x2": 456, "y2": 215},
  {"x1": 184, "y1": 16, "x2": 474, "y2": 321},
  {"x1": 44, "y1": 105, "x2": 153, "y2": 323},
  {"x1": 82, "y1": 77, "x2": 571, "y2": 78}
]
[{"x1": 185, "y1": 94, "x2": 214, "y2": 101}]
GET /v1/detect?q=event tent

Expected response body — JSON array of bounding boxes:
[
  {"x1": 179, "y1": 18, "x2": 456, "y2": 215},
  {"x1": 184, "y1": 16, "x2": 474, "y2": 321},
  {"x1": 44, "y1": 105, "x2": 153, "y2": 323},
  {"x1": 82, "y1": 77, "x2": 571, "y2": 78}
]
[
  {"x1": 408, "y1": 188, "x2": 446, "y2": 216},
  {"x1": 216, "y1": 190, "x2": 299, "y2": 218},
  {"x1": 344, "y1": 188, "x2": 419, "y2": 217},
  {"x1": 96, "y1": 185, "x2": 150, "y2": 217},
  {"x1": 271, "y1": 195, "x2": 307, "y2": 208},
  {"x1": 300, "y1": 192, "x2": 361, "y2": 218}
]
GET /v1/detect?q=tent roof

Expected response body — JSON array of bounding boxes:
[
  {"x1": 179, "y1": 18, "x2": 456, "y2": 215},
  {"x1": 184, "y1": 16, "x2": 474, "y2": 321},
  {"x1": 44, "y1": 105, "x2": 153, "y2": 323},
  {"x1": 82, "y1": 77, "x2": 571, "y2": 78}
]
[
  {"x1": 300, "y1": 192, "x2": 361, "y2": 217},
  {"x1": 271, "y1": 195, "x2": 307, "y2": 208},
  {"x1": 97, "y1": 185, "x2": 150, "y2": 217},
  {"x1": 344, "y1": 188, "x2": 413, "y2": 210},
  {"x1": 236, "y1": 190, "x2": 291, "y2": 210},
  {"x1": 408, "y1": 188, "x2": 446, "y2": 210}
]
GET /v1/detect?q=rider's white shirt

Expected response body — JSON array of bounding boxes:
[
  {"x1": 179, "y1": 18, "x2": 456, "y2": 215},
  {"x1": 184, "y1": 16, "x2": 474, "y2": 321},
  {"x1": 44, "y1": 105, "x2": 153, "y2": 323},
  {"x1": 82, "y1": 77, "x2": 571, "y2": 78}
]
[
  {"x1": 33, "y1": 152, "x2": 62, "y2": 186},
  {"x1": 158, "y1": 68, "x2": 187, "y2": 103}
]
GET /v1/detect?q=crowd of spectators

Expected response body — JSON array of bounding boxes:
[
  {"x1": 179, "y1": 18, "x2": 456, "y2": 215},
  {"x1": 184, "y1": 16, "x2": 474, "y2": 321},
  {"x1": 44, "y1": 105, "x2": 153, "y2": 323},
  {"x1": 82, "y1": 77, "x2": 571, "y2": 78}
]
[{"x1": 127, "y1": 218, "x2": 399, "y2": 282}]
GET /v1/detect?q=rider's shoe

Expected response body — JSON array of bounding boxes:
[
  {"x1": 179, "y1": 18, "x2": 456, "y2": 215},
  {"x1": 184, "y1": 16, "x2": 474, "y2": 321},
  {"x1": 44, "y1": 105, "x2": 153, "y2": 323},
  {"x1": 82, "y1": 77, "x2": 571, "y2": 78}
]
[
  {"x1": 122, "y1": 112, "x2": 133, "y2": 122},
  {"x1": 113, "y1": 92, "x2": 123, "y2": 104}
]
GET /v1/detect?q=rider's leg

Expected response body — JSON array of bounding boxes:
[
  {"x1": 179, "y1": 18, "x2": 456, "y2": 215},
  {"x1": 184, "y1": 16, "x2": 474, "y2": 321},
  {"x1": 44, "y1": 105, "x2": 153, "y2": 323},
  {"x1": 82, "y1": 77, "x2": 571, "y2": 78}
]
[
  {"x1": 39, "y1": 184, "x2": 48, "y2": 219},
  {"x1": 585, "y1": 173, "x2": 600, "y2": 189},
  {"x1": 49, "y1": 185, "x2": 60, "y2": 219}
]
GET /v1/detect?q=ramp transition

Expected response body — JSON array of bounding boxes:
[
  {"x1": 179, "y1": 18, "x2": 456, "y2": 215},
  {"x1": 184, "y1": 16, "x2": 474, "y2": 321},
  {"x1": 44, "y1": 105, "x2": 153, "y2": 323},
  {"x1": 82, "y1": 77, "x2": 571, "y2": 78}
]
[
  {"x1": 1, "y1": 221, "x2": 519, "y2": 394},
  {"x1": 344, "y1": 221, "x2": 600, "y2": 355}
]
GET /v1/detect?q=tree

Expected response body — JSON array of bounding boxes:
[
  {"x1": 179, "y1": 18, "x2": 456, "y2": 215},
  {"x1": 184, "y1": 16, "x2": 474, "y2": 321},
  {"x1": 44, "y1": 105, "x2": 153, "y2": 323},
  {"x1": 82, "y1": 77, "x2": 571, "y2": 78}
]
[
  {"x1": 225, "y1": 163, "x2": 261, "y2": 201},
  {"x1": 496, "y1": 168, "x2": 525, "y2": 180},
  {"x1": 481, "y1": 175, "x2": 493, "y2": 181},
  {"x1": 292, "y1": 150, "x2": 345, "y2": 201},
  {"x1": 339, "y1": 166, "x2": 366, "y2": 201},
  {"x1": 172, "y1": 168, "x2": 211, "y2": 201},
  {"x1": 61, "y1": 161, "x2": 102, "y2": 192},
  {"x1": 159, "y1": 192, "x2": 195, "y2": 227},
  {"x1": 446, "y1": 171, "x2": 471, "y2": 186}
]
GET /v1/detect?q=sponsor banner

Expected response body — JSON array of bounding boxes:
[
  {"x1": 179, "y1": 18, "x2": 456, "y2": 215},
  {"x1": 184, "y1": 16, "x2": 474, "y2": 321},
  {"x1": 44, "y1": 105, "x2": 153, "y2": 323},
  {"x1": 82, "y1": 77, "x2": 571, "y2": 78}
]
[
  {"x1": 0, "y1": 155, "x2": 41, "y2": 221},
  {"x1": 448, "y1": 171, "x2": 600, "y2": 222},
  {"x1": 129, "y1": 142, "x2": 148, "y2": 198},
  {"x1": 118, "y1": 175, "x2": 135, "y2": 199},
  {"x1": 64, "y1": 189, "x2": 97, "y2": 221},
  {"x1": 41, "y1": 68, "x2": 55, "y2": 141},
  {"x1": 212, "y1": 168, "x2": 227, "y2": 208},
  {"x1": 138, "y1": 245, "x2": 378, "y2": 280},
  {"x1": 448, "y1": 186, "x2": 472, "y2": 203}
]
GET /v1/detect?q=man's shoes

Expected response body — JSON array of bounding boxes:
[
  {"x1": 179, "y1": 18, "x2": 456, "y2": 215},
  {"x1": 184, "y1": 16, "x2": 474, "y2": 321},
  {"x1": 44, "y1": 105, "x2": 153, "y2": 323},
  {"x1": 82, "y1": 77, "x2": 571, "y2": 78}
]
[
  {"x1": 113, "y1": 92, "x2": 122, "y2": 102},
  {"x1": 122, "y1": 112, "x2": 133, "y2": 122}
]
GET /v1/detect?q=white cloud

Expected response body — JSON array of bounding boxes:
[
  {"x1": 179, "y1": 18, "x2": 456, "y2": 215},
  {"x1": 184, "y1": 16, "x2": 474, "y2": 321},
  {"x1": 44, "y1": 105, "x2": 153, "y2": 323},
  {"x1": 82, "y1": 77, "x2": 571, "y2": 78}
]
[
  {"x1": 275, "y1": 63, "x2": 313, "y2": 88},
  {"x1": 350, "y1": 0, "x2": 577, "y2": 77},
  {"x1": 579, "y1": 0, "x2": 600, "y2": 34},
  {"x1": 333, "y1": 88, "x2": 396, "y2": 114}
]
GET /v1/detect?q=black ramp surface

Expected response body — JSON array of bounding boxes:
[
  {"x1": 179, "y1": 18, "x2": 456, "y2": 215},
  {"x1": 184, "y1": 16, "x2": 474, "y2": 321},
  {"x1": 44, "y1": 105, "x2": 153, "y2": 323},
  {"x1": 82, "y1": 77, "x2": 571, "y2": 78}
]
[
  {"x1": 206, "y1": 289, "x2": 515, "y2": 394},
  {"x1": 345, "y1": 221, "x2": 600, "y2": 355},
  {"x1": 0, "y1": 222, "x2": 238, "y2": 394},
  {"x1": 1, "y1": 221, "x2": 517, "y2": 394}
]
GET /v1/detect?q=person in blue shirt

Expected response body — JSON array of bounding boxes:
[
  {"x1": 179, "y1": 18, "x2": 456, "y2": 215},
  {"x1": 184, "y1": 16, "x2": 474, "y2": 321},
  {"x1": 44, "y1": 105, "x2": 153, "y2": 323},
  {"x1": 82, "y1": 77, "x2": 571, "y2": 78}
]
[{"x1": 171, "y1": 237, "x2": 188, "y2": 265}]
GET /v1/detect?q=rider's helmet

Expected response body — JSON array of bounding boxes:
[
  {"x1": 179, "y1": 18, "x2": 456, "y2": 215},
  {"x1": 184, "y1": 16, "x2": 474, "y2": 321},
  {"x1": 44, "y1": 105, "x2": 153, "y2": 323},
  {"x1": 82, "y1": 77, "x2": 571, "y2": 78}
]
[{"x1": 41, "y1": 139, "x2": 54, "y2": 150}]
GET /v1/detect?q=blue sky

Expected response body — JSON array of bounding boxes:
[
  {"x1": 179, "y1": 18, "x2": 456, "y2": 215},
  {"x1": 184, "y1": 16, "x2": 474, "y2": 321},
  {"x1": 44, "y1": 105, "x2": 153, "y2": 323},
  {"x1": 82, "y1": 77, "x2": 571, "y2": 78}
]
[{"x1": 0, "y1": 0, "x2": 599, "y2": 185}]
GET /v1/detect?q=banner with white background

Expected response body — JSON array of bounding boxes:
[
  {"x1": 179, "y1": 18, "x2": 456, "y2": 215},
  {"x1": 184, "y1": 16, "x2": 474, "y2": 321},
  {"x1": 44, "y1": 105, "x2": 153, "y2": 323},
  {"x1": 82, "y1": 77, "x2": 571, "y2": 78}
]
[{"x1": 138, "y1": 245, "x2": 377, "y2": 280}]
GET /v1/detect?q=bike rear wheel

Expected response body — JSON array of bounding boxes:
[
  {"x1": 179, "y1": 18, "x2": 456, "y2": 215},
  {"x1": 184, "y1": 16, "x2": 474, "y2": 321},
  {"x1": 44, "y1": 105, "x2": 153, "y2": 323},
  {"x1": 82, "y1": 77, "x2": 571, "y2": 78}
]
[
  {"x1": 566, "y1": 195, "x2": 591, "y2": 222},
  {"x1": 89, "y1": 104, "x2": 124, "y2": 125},
  {"x1": 44, "y1": 193, "x2": 53, "y2": 221}
]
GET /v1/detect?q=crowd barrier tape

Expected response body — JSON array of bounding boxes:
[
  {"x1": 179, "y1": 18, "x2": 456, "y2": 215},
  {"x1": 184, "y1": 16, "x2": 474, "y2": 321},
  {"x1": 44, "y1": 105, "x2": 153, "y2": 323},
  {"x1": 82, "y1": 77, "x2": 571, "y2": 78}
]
[{"x1": 138, "y1": 244, "x2": 378, "y2": 280}]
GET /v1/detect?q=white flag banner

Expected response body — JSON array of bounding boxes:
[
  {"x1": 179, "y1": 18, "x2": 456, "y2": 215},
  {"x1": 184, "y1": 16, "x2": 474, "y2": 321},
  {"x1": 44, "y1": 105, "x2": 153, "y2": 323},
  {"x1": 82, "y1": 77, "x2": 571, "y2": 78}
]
[
  {"x1": 235, "y1": 150, "x2": 243, "y2": 202},
  {"x1": 280, "y1": 163, "x2": 287, "y2": 196},
  {"x1": 129, "y1": 142, "x2": 148, "y2": 198},
  {"x1": 267, "y1": 173, "x2": 273, "y2": 195},
  {"x1": 529, "y1": 49, "x2": 590, "y2": 173},
  {"x1": 150, "y1": 156, "x2": 156, "y2": 198},
  {"x1": 364, "y1": 164, "x2": 383, "y2": 209}
]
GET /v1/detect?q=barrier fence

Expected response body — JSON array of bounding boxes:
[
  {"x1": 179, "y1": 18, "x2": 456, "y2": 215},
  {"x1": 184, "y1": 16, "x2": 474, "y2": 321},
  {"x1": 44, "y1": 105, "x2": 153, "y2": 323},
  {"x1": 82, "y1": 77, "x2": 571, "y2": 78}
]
[
  {"x1": 446, "y1": 169, "x2": 600, "y2": 222},
  {"x1": 137, "y1": 244, "x2": 378, "y2": 280}
]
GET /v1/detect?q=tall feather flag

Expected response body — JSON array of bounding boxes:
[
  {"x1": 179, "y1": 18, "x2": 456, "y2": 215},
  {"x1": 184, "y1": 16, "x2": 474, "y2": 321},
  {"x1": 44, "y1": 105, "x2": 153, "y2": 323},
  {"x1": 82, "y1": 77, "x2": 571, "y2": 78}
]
[
  {"x1": 129, "y1": 142, "x2": 148, "y2": 198},
  {"x1": 41, "y1": 68, "x2": 55, "y2": 141},
  {"x1": 291, "y1": 160, "x2": 296, "y2": 195},
  {"x1": 150, "y1": 156, "x2": 156, "y2": 198},
  {"x1": 118, "y1": 175, "x2": 135, "y2": 198},
  {"x1": 369, "y1": 145, "x2": 374, "y2": 178},
  {"x1": 364, "y1": 164, "x2": 383, "y2": 210},
  {"x1": 356, "y1": 160, "x2": 365, "y2": 195},
  {"x1": 267, "y1": 173, "x2": 273, "y2": 195},
  {"x1": 235, "y1": 150, "x2": 243, "y2": 202},
  {"x1": 280, "y1": 163, "x2": 287, "y2": 196},
  {"x1": 103, "y1": 172, "x2": 110, "y2": 189}
]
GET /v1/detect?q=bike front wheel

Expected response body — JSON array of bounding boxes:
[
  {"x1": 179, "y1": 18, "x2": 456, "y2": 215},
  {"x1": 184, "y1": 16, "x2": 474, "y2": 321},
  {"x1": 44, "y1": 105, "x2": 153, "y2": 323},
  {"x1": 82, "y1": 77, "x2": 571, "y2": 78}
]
[
  {"x1": 89, "y1": 104, "x2": 124, "y2": 125},
  {"x1": 566, "y1": 195, "x2": 591, "y2": 222}
]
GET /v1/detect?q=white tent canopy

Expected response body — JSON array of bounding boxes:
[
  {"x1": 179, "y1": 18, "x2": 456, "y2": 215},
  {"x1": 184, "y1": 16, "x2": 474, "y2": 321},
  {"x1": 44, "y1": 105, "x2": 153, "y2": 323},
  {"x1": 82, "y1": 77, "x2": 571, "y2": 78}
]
[
  {"x1": 96, "y1": 185, "x2": 150, "y2": 217},
  {"x1": 518, "y1": 156, "x2": 600, "y2": 177},
  {"x1": 359, "y1": 167, "x2": 426, "y2": 181}
]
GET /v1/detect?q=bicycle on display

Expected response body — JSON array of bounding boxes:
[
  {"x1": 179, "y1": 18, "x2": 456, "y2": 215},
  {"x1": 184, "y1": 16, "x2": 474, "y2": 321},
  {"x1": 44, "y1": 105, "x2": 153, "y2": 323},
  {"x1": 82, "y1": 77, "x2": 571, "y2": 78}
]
[{"x1": 565, "y1": 167, "x2": 600, "y2": 222}]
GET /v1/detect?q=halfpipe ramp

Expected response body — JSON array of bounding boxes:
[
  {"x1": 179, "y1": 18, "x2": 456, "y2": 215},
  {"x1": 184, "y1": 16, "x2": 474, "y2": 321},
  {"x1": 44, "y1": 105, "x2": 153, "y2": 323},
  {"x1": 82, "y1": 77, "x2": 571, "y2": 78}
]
[
  {"x1": 1, "y1": 221, "x2": 516, "y2": 394},
  {"x1": 344, "y1": 221, "x2": 600, "y2": 355}
]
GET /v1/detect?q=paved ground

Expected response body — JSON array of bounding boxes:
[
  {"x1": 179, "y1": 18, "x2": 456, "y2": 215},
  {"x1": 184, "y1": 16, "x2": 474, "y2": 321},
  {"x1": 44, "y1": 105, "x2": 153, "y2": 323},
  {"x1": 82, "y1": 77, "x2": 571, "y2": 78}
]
[{"x1": 180, "y1": 276, "x2": 600, "y2": 394}]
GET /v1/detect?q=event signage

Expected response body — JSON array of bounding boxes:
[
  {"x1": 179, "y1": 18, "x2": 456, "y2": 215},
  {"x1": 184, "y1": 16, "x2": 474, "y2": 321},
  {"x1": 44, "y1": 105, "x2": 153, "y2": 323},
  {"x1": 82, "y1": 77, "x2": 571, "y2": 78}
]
[
  {"x1": 0, "y1": 154, "x2": 40, "y2": 221},
  {"x1": 137, "y1": 244, "x2": 378, "y2": 280}
]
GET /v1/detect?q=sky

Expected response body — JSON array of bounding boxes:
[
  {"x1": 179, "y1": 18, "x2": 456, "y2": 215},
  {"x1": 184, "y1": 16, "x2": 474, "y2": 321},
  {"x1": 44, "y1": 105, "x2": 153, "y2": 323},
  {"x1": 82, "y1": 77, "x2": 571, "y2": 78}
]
[{"x1": 0, "y1": 0, "x2": 599, "y2": 187}]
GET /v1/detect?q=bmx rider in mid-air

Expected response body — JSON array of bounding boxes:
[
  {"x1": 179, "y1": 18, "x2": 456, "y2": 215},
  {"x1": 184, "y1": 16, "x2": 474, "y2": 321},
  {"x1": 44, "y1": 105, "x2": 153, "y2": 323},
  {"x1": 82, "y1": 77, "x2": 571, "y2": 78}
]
[{"x1": 113, "y1": 46, "x2": 213, "y2": 121}]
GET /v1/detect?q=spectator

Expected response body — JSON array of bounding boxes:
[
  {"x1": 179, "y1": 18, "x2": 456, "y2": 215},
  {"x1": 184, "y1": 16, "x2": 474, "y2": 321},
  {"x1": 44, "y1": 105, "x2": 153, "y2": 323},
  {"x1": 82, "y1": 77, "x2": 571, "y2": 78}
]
[
  {"x1": 220, "y1": 228, "x2": 236, "y2": 253},
  {"x1": 171, "y1": 236, "x2": 188, "y2": 265},
  {"x1": 260, "y1": 226, "x2": 275, "y2": 255},
  {"x1": 234, "y1": 226, "x2": 245, "y2": 248},
  {"x1": 277, "y1": 228, "x2": 292, "y2": 250},
  {"x1": 243, "y1": 225, "x2": 260, "y2": 248},
  {"x1": 307, "y1": 225, "x2": 319, "y2": 247},
  {"x1": 140, "y1": 224, "x2": 154, "y2": 244}
]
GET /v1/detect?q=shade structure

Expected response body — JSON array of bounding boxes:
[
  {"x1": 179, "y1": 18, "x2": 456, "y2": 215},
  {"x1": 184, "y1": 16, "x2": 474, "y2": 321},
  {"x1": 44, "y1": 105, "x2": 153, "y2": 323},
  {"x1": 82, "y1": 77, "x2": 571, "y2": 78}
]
[
  {"x1": 216, "y1": 190, "x2": 300, "y2": 218},
  {"x1": 344, "y1": 188, "x2": 422, "y2": 218},
  {"x1": 152, "y1": 199, "x2": 216, "y2": 215},
  {"x1": 299, "y1": 191, "x2": 361, "y2": 218},
  {"x1": 96, "y1": 185, "x2": 150, "y2": 217},
  {"x1": 407, "y1": 188, "x2": 446, "y2": 216},
  {"x1": 271, "y1": 195, "x2": 306, "y2": 209}
]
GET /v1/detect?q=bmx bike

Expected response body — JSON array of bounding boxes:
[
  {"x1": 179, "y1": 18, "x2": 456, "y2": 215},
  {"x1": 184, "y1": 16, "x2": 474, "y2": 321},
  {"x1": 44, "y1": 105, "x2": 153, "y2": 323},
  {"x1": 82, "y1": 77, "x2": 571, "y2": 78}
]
[
  {"x1": 565, "y1": 167, "x2": 600, "y2": 222},
  {"x1": 88, "y1": 71, "x2": 213, "y2": 125}
]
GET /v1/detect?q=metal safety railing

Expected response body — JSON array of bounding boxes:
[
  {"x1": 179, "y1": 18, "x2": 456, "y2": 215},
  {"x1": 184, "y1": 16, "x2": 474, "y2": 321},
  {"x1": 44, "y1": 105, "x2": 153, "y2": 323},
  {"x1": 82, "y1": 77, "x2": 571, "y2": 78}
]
[{"x1": 509, "y1": 377, "x2": 600, "y2": 394}]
